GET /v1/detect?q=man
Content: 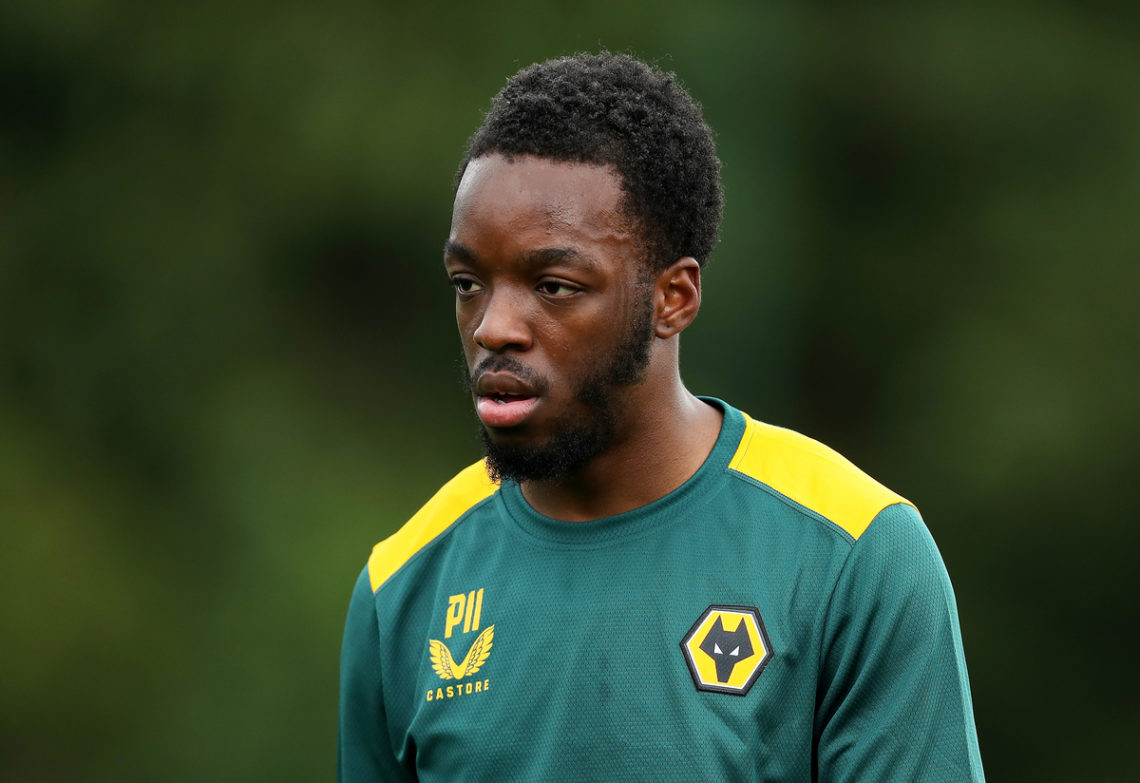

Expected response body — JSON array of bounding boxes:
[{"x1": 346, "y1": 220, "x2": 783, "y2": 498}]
[{"x1": 339, "y1": 52, "x2": 984, "y2": 781}]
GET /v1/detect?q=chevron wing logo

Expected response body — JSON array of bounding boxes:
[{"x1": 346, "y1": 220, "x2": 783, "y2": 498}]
[{"x1": 428, "y1": 625, "x2": 495, "y2": 680}]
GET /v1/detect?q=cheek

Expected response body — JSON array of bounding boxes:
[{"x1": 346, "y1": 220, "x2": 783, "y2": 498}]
[
  {"x1": 455, "y1": 304, "x2": 480, "y2": 341},
  {"x1": 536, "y1": 324, "x2": 575, "y2": 359},
  {"x1": 544, "y1": 318, "x2": 617, "y2": 372},
  {"x1": 455, "y1": 324, "x2": 481, "y2": 369},
  {"x1": 533, "y1": 310, "x2": 597, "y2": 361}
]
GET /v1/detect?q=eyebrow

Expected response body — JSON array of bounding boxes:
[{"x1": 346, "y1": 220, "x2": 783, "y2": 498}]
[
  {"x1": 520, "y1": 247, "x2": 600, "y2": 272},
  {"x1": 443, "y1": 240, "x2": 477, "y2": 263},
  {"x1": 443, "y1": 242, "x2": 600, "y2": 273}
]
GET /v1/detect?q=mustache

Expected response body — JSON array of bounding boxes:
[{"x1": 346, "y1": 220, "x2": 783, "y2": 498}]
[{"x1": 461, "y1": 355, "x2": 549, "y2": 396}]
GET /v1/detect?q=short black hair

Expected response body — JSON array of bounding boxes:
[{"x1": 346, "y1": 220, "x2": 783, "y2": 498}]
[{"x1": 457, "y1": 52, "x2": 723, "y2": 271}]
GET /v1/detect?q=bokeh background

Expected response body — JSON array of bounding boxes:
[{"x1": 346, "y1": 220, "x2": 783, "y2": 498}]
[{"x1": 3, "y1": 1, "x2": 1137, "y2": 780}]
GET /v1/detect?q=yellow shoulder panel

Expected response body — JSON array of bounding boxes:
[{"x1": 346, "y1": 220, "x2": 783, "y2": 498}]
[
  {"x1": 368, "y1": 461, "x2": 499, "y2": 592},
  {"x1": 727, "y1": 414, "x2": 912, "y2": 540}
]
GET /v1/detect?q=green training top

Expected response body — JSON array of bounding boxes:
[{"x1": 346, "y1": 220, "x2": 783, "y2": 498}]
[{"x1": 338, "y1": 399, "x2": 984, "y2": 781}]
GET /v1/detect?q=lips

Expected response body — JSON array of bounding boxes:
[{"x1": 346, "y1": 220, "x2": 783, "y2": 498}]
[{"x1": 474, "y1": 371, "x2": 541, "y2": 428}]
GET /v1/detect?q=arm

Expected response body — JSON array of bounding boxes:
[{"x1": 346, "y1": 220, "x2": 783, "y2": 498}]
[
  {"x1": 815, "y1": 503, "x2": 985, "y2": 782},
  {"x1": 338, "y1": 567, "x2": 415, "y2": 783}
]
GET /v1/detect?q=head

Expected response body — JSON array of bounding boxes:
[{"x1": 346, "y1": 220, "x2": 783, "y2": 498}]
[
  {"x1": 447, "y1": 54, "x2": 723, "y2": 484},
  {"x1": 457, "y1": 52, "x2": 723, "y2": 274}
]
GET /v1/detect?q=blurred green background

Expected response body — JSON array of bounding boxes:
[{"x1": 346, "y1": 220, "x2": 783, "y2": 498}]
[{"x1": 2, "y1": 1, "x2": 1137, "y2": 780}]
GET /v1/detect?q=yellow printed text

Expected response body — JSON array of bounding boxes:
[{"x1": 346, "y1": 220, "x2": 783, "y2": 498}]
[{"x1": 426, "y1": 679, "x2": 490, "y2": 702}]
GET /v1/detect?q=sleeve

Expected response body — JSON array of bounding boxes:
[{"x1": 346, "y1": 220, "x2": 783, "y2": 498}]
[
  {"x1": 338, "y1": 566, "x2": 416, "y2": 783},
  {"x1": 814, "y1": 503, "x2": 985, "y2": 782}
]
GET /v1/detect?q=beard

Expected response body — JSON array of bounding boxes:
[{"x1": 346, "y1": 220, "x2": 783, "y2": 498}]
[{"x1": 462, "y1": 280, "x2": 655, "y2": 484}]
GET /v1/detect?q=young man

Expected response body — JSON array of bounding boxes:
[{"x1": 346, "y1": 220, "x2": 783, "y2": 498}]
[{"x1": 339, "y1": 52, "x2": 984, "y2": 782}]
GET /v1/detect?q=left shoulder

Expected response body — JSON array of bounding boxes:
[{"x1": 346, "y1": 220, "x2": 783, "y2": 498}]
[
  {"x1": 726, "y1": 412, "x2": 914, "y2": 542},
  {"x1": 367, "y1": 460, "x2": 499, "y2": 593}
]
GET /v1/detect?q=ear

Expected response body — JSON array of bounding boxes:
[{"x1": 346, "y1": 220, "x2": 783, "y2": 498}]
[{"x1": 653, "y1": 257, "x2": 702, "y2": 339}]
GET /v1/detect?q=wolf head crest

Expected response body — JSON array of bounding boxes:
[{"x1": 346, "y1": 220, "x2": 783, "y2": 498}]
[
  {"x1": 681, "y1": 605, "x2": 772, "y2": 696},
  {"x1": 698, "y1": 615, "x2": 755, "y2": 683}
]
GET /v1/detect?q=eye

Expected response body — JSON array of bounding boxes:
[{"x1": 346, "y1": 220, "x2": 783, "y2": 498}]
[
  {"x1": 451, "y1": 276, "x2": 483, "y2": 296},
  {"x1": 536, "y1": 280, "x2": 580, "y2": 298}
]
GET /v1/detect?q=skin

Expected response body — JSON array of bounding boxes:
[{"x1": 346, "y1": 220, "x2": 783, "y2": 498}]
[{"x1": 444, "y1": 153, "x2": 722, "y2": 521}]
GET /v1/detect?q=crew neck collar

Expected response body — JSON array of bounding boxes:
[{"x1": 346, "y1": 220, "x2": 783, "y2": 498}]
[{"x1": 499, "y1": 398, "x2": 744, "y2": 547}]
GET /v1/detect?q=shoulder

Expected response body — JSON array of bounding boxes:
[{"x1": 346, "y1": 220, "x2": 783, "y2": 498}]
[
  {"x1": 725, "y1": 411, "x2": 914, "y2": 543},
  {"x1": 366, "y1": 460, "x2": 500, "y2": 593}
]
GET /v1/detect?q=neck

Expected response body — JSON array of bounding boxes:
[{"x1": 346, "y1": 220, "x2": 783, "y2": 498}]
[{"x1": 518, "y1": 375, "x2": 723, "y2": 522}]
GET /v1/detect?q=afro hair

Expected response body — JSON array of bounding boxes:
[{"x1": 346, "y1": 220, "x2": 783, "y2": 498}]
[{"x1": 457, "y1": 52, "x2": 723, "y2": 271}]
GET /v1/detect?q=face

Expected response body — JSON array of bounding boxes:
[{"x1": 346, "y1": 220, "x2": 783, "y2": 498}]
[{"x1": 445, "y1": 154, "x2": 657, "y2": 483}]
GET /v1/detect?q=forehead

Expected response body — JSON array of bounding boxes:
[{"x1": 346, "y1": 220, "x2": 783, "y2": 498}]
[{"x1": 449, "y1": 154, "x2": 632, "y2": 256}]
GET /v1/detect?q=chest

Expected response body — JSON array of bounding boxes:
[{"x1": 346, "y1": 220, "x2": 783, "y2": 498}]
[{"x1": 383, "y1": 536, "x2": 832, "y2": 781}]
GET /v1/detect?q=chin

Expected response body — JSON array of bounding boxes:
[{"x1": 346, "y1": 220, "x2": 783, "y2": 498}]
[{"x1": 479, "y1": 419, "x2": 610, "y2": 484}]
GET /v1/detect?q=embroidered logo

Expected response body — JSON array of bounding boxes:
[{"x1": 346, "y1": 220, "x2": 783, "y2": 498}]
[
  {"x1": 680, "y1": 605, "x2": 772, "y2": 696},
  {"x1": 425, "y1": 588, "x2": 494, "y2": 702}
]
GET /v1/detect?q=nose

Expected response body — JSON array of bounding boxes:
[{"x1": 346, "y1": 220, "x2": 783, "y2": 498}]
[{"x1": 472, "y1": 288, "x2": 532, "y2": 352}]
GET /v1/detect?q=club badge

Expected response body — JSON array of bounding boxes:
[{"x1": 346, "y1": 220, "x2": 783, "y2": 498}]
[{"x1": 681, "y1": 605, "x2": 772, "y2": 695}]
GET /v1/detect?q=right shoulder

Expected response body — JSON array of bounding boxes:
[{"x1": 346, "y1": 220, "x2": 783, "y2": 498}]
[{"x1": 365, "y1": 460, "x2": 499, "y2": 593}]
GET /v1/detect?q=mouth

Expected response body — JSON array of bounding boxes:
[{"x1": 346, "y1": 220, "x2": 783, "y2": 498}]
[
  {"x1": 485, "y1": 391, "x2": 532, "y2": 404},
  {"x1": 476, "y1": 392, "x2": 540, "y2": 429},
  {"x1": 474, "y1": 373, "x2": 542, "y2": 429}
]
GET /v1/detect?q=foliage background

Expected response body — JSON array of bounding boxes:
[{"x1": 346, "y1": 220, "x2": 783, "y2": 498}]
[{"x1": 3, "y1": 2, "x2": 1137, "y2": 780}]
